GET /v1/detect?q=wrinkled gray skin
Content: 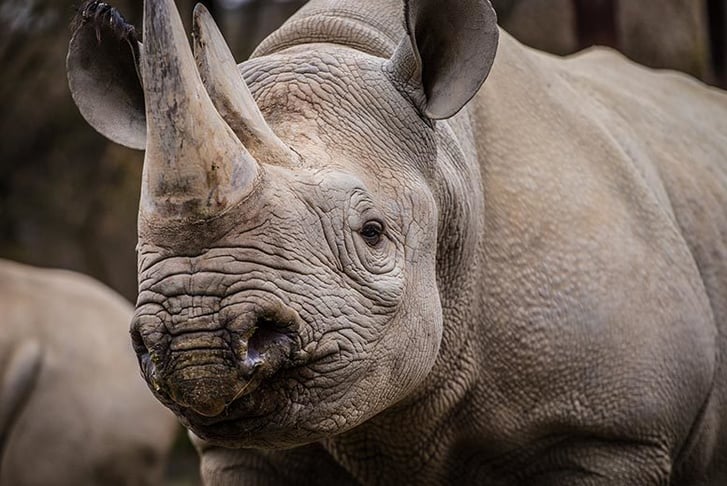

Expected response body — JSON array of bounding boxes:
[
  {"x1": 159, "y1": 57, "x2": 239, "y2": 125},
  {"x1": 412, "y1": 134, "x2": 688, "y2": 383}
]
[
  {"x1": 67, "y1": 0, "x2": 727, "y2": 484},
  {"x1": 0, "y1": 259, "x2": 178, "y2": 486}
]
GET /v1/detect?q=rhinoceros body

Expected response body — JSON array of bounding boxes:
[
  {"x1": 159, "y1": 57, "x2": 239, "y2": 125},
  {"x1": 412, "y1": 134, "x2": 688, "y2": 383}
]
[
  {"x1": 0, "y1": 259, "x2": 178, "y2": 485},
  {"x1": 68, "y1": 0, "x2": 727, "y2": 484}
]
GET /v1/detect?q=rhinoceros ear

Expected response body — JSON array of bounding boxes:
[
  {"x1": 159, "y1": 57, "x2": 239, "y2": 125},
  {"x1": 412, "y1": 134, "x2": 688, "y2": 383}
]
[
  {"x1": 386, "y1": 0, "x2": 499, "y2": 120},
  {"x1": 67, "y1": 1, "x2": 146, "y2": 150}
]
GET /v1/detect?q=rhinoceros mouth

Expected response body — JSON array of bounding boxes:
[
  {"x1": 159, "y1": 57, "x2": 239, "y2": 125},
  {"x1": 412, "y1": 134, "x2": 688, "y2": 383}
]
[
  {"x1": 137, "y1": 344, "x2": 307, "y2": 437},
  {"x1": 142, "y1": 349, "x2": 291, "y2": 420},
  {"x1": 181, "y1": 391, "x2": 273, "y2": 427},
  {"x1": 174, "y1": 371, "x2": 298, "y2": 444}
]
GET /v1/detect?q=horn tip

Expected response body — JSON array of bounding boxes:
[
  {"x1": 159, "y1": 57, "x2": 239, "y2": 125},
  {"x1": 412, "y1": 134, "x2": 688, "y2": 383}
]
[{"x1": 193, "y1": 3, "x2": 212, "y2": 23}]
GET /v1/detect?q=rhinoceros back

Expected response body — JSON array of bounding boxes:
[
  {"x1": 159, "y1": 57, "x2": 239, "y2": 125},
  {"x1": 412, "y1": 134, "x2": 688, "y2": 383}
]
[{"x1": 562, "y1": 48, "x2": 727, "y2": 344}]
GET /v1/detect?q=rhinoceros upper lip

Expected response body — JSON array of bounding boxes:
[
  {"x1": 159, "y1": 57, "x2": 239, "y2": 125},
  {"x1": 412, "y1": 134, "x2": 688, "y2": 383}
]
[
  {"x1": 175, "y1": 361, "x2": 304, "y2": 427},
  {"x1": 182, "y1": 387, "x2": 276, "y2": 427},
  {"x1": 186, "y1": 408, "x2": 265, "y2": 427}
]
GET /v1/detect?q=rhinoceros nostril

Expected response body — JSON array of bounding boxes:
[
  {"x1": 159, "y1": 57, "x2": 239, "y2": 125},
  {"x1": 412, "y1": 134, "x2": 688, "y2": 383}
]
[
  {"x1": 130, "y1": 328, "x2": 148, "y2": 355},
  {"x1": 140, "y1": 352, "x2": 163, "y2": 391},
  {"x1": 239, "y1": 317, "x2": 294, "y2": 380},
  {"x1": 131, "y1": 329, "x2": 163, "y2": 391},
  {"x1": 249, "y1": 319, "x2": 292, "y2": 354}
]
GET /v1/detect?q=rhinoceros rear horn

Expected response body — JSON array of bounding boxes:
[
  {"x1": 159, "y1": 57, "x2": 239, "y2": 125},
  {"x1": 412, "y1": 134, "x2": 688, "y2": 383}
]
[
  {"x1": 67, "y1": 1, "x2": 146, "y2": 150},
  {"x1": 192, "y1": 5, "x2": 297, "y2": 166},
  {"x1": 140, "y1": 0, "x2": 260, "y2": 219},
  {"x1": 386, "y1": 0, "x2": 499, "y2": 120}
]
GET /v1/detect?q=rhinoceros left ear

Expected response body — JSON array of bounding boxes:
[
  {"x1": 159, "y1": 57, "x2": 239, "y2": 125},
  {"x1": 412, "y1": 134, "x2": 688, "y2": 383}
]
[
  {"x1": 67, "y1": 1, "x2": 146, "y2": 150},
  {"x1": 386, "y1": 0, "x2": 499, "y2": 120}
]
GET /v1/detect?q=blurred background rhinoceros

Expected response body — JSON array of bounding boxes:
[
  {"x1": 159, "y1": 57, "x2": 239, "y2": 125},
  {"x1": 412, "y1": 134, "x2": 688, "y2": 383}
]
[
  {"x1": 0, "y1": 258, "x2": 179, "y2": 486},
  {"x1": 0, "y1": 0, "x2": 725, "y2": 484}
]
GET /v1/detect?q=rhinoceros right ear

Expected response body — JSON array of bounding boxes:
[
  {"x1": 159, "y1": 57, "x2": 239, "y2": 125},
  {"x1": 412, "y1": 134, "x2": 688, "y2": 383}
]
[
  {"x1": 386, "y1": 0, "x2": 499, "y2": 120},
  {"x1": 67, "y1": 1, "x2": 146, "y2": 150}
]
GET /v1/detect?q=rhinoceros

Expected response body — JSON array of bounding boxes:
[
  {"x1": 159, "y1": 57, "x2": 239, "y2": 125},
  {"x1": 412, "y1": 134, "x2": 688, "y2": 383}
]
[
  {"x1": 67, "y1": 0, "x2": 727, "y2": 484},
  {"x1": 0, "y1": 259, "x2": 178, "y2": 485}
]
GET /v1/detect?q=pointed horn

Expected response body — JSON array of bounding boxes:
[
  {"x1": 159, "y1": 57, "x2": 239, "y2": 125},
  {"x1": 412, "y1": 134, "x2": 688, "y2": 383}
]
[
  {"x1": 191, "y1": 4, "x2": 296, "y2": 166},
  {"x1": 140, "y1": 0, "x2": 259, "y2": 219}
]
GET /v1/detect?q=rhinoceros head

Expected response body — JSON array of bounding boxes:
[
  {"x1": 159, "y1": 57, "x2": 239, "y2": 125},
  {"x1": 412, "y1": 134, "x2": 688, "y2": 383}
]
[{"x1": 67, "y1": 0, "x2": 498, "y2": 447}]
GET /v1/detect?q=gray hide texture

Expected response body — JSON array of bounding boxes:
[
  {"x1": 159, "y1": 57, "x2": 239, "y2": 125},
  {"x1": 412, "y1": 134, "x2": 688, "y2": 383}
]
[
  {"x1": 67, "y1": 0, "x2": 727, "y2": 484},
  {"x1": 0, "y1": 259, "x2": 179, "y2": 486}
]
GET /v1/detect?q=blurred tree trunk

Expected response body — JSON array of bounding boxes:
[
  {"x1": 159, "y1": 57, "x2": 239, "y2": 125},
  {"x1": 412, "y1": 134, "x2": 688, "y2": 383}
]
[
  {"x1": 574, "y1": 0, "x2": 618, "y2": 50},
  {"x1": 709, "y1": 0, "x2": 727, "y2": 86}
]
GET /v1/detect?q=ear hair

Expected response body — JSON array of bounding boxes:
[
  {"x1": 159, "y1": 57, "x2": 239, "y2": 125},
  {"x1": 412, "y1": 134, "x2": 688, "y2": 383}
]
[
  {"x1": 72, "y1": 1, "x2": 140, "y2": 58},
  {"x1": 67, "y1": 0, "x2": 146, "y2": 149}
]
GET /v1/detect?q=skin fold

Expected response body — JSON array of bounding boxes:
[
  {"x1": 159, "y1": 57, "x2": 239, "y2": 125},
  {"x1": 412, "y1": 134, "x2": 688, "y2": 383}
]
[{"x1": 67, "y1": 0, "x2": 727, "y2": 484}]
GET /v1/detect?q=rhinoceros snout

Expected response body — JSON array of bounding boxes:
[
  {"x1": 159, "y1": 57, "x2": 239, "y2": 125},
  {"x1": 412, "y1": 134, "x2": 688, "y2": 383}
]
[{"x1": 132, "y1": 300, "x2": 301, "y2": 418}]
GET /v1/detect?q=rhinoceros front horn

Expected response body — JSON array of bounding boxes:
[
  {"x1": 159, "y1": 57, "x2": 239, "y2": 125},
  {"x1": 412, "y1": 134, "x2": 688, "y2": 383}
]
[{"x1": 140, "y1": 0, "x2": 259, "y2": 219}]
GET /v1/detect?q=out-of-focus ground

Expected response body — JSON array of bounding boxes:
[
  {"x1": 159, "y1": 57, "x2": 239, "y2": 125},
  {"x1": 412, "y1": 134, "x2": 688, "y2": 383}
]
[{"x1": 0, "y1": 0, "x2": 725, "y2": 484}]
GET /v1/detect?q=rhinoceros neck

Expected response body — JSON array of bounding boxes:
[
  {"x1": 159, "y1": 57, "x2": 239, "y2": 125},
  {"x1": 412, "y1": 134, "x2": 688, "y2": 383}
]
[
  {"x1": 324, "y1": 340, "x2": 486, "y2": 483},
  {"x1": 251, "y1": 0, "x2": 404, "y2": 58}
]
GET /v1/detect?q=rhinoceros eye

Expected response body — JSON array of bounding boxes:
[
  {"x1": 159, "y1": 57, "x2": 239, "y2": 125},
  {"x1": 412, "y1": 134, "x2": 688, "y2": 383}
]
[{"x1": 359, "y1": 220, "x2": 384, "y2": 246}]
